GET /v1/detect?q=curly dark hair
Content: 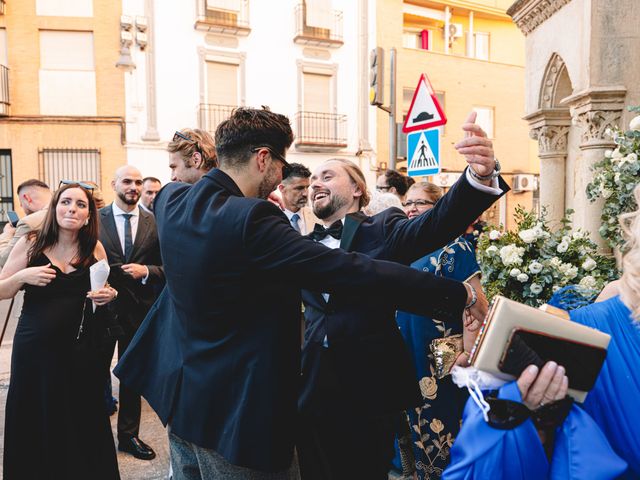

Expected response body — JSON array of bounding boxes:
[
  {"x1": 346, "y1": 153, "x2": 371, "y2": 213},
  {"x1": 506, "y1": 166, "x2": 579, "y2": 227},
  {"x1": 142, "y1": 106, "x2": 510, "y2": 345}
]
[
  {"x1": 383, "y1": 169, "x2": 410, "y2": 196},
  {"x1": 215, "y1": 107, "x2": 294, "y2": 169}
]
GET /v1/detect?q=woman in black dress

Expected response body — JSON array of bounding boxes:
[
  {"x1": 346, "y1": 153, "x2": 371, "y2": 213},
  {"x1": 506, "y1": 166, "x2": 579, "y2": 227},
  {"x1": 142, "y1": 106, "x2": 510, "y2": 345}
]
[{"x1": 1, "y1": 183, "x2": 120, "y2": 479}]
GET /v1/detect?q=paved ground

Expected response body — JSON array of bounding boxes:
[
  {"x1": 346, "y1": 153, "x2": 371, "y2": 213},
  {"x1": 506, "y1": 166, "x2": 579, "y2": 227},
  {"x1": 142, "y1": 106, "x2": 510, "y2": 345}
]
[{"x1": 0, "y1": 295, "x2": 171, "y2": 479}]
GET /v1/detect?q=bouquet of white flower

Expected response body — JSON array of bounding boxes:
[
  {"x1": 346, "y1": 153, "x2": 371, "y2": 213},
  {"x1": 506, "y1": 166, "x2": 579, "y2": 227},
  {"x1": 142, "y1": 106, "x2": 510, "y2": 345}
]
[
  {"x1": 586, "y1": 105, "x2": 640, "y2": 249},
  {"x1": 477, "y1": 207, "x2": 618, "y2": 307}
]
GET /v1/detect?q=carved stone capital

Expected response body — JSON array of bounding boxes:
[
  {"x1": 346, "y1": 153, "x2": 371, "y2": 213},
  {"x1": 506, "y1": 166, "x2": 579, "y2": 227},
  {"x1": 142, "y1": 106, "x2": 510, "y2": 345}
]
[
  {"x1": 530, "y1": 125, "x2": 570, "y2": 156},
  {"x1": 507, "y1": 0, "x2": 571, "y2": 36},
  {"x1": 573, "y1": 110, "x2": 621, "y2": 147}
]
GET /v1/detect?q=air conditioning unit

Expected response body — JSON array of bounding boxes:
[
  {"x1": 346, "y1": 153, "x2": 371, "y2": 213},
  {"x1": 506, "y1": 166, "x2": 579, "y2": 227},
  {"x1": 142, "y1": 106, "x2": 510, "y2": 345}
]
[
  {"x1": 447, "y1": 23, "x2": 463, "y2": 39},
  {"x1": 512, "y1": 174, "x2": 538, "y2": 193},
  {"x1": 431, "y1": 172, "x2": 462, "y2": 187}
]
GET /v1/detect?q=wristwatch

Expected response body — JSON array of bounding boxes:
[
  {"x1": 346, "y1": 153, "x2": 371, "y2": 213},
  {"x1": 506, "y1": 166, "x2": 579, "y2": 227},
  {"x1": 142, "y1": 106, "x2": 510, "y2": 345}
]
[{"x1": 469, "y1": 158, "x2": 501, "y2": 182}]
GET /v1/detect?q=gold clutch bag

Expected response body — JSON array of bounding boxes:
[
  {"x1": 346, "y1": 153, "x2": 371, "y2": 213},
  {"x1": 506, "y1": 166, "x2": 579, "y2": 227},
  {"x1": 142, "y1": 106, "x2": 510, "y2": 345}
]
[{"x1": 469, "y1": 296, "x2": 611, "y2": 402}]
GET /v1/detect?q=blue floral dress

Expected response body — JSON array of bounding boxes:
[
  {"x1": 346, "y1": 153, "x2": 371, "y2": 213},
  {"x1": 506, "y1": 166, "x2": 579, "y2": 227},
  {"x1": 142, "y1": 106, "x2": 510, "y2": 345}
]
[{"x1": 395, "y1": 237, "x2": 480, "y2": 479}]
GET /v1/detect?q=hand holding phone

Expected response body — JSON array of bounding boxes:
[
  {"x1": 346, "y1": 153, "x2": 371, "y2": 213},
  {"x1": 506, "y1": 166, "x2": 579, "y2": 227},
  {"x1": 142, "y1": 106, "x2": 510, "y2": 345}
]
[{"x1": 6, "y1": 211, "x2": 19, "y2": 228}]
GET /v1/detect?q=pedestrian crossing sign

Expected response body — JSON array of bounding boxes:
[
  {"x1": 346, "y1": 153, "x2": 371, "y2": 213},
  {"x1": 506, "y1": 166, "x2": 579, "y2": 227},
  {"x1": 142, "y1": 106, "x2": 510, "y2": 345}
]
[{"x1": 407, "y1": 129, "x2": 440, "y2": 177}]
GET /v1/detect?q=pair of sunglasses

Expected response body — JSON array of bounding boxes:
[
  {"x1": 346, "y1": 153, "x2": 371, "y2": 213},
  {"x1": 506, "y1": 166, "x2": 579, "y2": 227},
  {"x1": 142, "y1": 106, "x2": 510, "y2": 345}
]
[
  {"x1": 485, "y1": 394, "x2": 573, "y2": 430},
  {"x1": 251, "y1": 146, "x2": 292, "y2": 179},
  {"x1": 59, "y1": 180, "x2": 94, "y2": 196},
  {"x1": 173, "y1": 130, "x2": 206, "y2": 160}
]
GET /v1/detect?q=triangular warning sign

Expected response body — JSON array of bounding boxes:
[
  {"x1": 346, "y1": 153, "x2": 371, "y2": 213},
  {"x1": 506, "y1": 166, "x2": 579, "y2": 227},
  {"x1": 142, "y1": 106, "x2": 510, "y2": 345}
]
[
  {"x1": 409, "y1": 131, "x2": 438, "y2": 170},
  {"x1": 402, "y1": 73, "x2": 447, "y2": 133}
]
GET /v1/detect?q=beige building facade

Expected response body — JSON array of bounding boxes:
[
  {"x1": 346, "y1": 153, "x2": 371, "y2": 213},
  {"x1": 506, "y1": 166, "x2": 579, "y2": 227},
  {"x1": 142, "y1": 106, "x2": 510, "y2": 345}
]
[
  {"x1": 509, "y1": 0, "x2": 640, "y2": 244},
  {"x1": 375, "y1": 0, "x2": 538, "y2": 229},
  {"x1": 0, "y1": 0, "x2": 126, "y2": 218}
]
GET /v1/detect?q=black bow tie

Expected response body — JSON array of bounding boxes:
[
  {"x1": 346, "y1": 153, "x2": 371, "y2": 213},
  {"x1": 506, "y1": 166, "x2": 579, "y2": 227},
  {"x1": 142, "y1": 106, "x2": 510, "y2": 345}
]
[{"x1": 310, "y1": 220, "x2": 343, "y2": 242}]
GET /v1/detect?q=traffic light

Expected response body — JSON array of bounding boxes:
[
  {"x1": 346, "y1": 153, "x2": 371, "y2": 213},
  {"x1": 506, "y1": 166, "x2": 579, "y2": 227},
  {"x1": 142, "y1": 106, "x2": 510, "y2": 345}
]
[{"x1": 369, "y1": 47, "x2": 384, "y2": 106}]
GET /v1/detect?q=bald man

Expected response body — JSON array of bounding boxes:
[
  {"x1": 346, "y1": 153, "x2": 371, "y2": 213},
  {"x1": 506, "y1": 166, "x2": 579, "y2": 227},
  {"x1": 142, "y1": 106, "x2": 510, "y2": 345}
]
[{"x1": 99, "y1": 165, "x2": 164, "y2": 460}]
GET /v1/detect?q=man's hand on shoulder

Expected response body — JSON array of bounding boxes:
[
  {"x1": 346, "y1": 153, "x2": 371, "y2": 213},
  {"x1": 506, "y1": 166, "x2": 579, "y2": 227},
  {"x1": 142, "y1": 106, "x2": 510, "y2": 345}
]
[{"x1": 454, "y1": 111, "x2": 497, "y2": 184}]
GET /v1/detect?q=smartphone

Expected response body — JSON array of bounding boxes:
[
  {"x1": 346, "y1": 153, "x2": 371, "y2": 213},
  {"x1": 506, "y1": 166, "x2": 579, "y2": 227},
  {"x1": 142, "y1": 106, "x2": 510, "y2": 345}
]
[
  {"x1": 6, "y1": 211, "x2": 19, "y2": 228},
  {"x1": 499, "y1": 328, "x2": 607, "y2": 392}
]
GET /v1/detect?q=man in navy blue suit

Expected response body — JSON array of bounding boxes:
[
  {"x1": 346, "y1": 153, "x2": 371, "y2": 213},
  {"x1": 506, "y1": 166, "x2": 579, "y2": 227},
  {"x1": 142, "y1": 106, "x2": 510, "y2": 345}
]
[
  {"x1": 115, "y1": 107, "x2": 489, "y2": 479},
  {"x1": 297, "y1": 112, "x2": 508, "y2": 477}
]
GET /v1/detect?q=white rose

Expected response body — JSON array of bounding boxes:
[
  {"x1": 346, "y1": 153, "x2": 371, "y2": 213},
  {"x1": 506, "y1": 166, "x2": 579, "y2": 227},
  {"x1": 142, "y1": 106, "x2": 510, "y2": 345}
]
[
  {"x1": 612, "y1": 148, "x2": 623, "y2": 159},
  {"x1": 530, "y1": 283, "x2": 543, "y2": 295},
  {"x1": 532, "y1": 226, "x2": 545, "y2": 239},
  {"x1": 548, "y1": 257, "x2": 562, "y2": 268},
  {"x1": 604, "y1": 149, "x2": 613, "y2": 158},
  {"x1": 500, "y1": 245, "x2": 525, "y2": 266},
  {"x1": 629, "y1": 115, "x2": 640, "y2": 131},
  {"x1": 572, "y1": 231, "x2": 584, "y2": 240},
  {"x1": 627, "y1": 153, "x2": 638, "y2": 163},
  {"x1": 582, "y1": 257, "x2": 597, "y2": 271},
  {"x1": 557, "y1": 242, "x2": 569, "y2": 253},
  {"x1": 517, "y1": 273, "x2": 529, "y2": 283},
  {"x1": 489, "y1": 230, "x2": 501, "y2": 240},
  {"x1": 579, "y1": 275, "x2": 597, "y2": 290},
  {"x1": 518, "y1": 229, "x2": 537, "y2": 244},
  {"x1": 562, "y1": 235, "x2": 571, "y2": 244},
  {"x1": 529, "y1": 261, "x2": 544, "y2": 274},
  {"x1": 485, "y1": 245, "x2": 498, "y2": 254},
  {"x1": 565, "y1": 265, "x2": 578, "y2": 280},
  {"x1": 510, "y1": 268, "x2": 521, "y2": 277}
]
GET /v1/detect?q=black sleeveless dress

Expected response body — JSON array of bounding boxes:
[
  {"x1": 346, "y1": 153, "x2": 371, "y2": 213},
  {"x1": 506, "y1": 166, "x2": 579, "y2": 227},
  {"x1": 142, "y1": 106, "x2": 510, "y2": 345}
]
[{"x1": 3, "y1": 254, "x2": 120, "y2": 479}]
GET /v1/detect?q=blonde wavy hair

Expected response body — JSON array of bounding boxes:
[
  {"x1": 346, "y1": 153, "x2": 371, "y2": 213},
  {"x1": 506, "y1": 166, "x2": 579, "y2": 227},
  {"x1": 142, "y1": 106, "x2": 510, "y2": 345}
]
[{"x1": 618, "y1": 185, "x2": 640, "y2": 321}]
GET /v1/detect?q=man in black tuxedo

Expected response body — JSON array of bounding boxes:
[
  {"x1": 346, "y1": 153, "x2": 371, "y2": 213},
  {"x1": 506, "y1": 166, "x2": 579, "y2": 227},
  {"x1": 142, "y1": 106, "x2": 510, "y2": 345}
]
[
  {"x1": 297, "y1": 113, "x2": 508, "y2": 479},
  {"x1": 114, "y1": 107, "x2": 484, "y2": 479},
  {"x1": 100, "y1": 165, "x2": 164, "y2": 460}
]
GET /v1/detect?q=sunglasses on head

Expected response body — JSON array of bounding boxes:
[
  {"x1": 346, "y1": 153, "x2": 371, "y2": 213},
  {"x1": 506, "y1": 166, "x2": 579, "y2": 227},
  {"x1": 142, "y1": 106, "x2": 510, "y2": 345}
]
[
  {"x1": 251, "y1": 146, "x2": 292, "y2": 179},
  {"x1": 484, "y1": 394, "x2": 573, "y2": 430},
  {"x1": 173, "y1": 131, "x2": 205, "y2": 160},
  {"x1": 59, "y1": 180, "x2": 95, "y2": 196}
]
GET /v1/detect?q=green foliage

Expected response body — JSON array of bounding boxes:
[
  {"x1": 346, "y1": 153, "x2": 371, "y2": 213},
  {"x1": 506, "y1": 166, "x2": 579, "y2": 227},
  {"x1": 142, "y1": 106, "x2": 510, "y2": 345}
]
[
  {"x1": 586, "y1": 108, "x2": 640, "y2": 249},
  {"x1": 477, "y1": 207, "x2": 618, "y2": 307}
]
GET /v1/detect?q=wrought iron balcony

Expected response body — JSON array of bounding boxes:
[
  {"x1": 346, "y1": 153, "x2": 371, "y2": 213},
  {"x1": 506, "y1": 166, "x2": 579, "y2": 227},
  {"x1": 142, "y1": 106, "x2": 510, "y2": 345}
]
[
  {"x1": 0, "y1": 65, "x2": 9, "y2": 116},
  {"x1": 295, "y1": 112, "x2": 347, "y2": 150},
  {"x1": 293, "y1": 3, "x2": 343, "y2": 47},
  {"x1": 199, "y1": 104, "x2": 237, "y2": 136},
  {"x1": 195, "y1": 0, "x2": 250, "y2": 36}
]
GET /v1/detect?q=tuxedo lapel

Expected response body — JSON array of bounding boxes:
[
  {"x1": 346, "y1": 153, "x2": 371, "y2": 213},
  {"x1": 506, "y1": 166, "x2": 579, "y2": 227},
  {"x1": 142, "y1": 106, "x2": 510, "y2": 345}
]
[
  {"x1": 100, "y1": 205, "x2": 124, "y2": 262},
  {"x1": 340, "y1": 212, "x2": 367, "y2": 251},
  {"x1": 130, "y1": 209, "x2": 152, "y2": 261}
]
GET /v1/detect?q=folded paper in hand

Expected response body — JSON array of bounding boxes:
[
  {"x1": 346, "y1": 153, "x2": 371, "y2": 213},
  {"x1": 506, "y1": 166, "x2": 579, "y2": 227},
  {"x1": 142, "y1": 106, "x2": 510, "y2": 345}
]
[{"x1": 90, "y1": 259, "x2": 110, "y2": 312}]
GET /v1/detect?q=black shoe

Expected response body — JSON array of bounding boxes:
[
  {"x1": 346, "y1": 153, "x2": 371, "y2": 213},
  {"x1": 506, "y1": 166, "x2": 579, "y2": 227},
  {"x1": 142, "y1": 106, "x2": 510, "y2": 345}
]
[{"x1": 118, "y1": 436, "x2": 156, "y2": 460}]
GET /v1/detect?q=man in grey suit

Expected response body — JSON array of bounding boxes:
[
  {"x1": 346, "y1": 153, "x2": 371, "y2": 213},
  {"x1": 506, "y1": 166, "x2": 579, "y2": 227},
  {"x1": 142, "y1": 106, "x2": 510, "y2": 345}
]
[{"x1": 99, "y1": 165, "x2": 164, "y2": 460}]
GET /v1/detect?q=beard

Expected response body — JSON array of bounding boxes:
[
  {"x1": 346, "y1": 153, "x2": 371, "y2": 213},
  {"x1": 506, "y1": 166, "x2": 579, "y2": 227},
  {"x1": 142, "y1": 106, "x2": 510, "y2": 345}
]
[
  {"x1": 313, "y1": 194, "x2": 348, "y2": 219},
  {"x1": 257, "y1": 164, "x2": 281, "y2": 200},
  {"x1": 118, "y1": 190, "x2": 140, "y2": 206}
]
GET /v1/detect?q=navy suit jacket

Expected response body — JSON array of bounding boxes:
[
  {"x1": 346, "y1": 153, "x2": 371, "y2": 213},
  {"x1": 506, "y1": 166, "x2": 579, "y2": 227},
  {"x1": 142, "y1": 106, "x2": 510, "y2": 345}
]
[
  {"x1": 114, "y1": 169, "x2": 475, "y2": 472},
  {"x1": 300, "y1": 172, "x2": 509, "y2": 417}
]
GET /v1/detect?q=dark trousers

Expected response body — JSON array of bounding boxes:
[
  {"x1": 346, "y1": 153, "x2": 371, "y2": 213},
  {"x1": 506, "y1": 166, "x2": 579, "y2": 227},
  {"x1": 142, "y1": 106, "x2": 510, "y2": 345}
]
[
  {"x1": 116, "y1": 331, "x2": 141, "y2": 440},
  {"x1": 104, "y1": 330, "x2": 141, "y2": 441},
  {"x1": 297, "y1": 411, "x2": 397, "y2": 480}
]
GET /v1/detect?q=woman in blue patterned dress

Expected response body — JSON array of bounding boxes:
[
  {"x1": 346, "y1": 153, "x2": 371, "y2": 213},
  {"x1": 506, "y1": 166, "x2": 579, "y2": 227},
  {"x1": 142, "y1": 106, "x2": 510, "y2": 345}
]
[{"x1": 395, "y1": 181, "x2": 487, "y2": 479}]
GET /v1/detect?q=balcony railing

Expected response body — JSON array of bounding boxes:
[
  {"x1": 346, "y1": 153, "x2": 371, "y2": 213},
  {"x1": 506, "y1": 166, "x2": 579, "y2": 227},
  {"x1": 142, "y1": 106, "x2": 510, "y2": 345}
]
[
  {"x1": 195, "y1": 0, "x2": 250, "y2": 36},
  {"x1": 293, "y1": 3, "x2": 343, "y2": 47},
  {"x1": 199, "y1": 104, "x2": 237, "y2": 136},
  {"x1": 295, "y1": 112, "x2": 347, "y2": 150},
  {"x1": 0, "y1": 65, "x2": 9, "y2": 116}
]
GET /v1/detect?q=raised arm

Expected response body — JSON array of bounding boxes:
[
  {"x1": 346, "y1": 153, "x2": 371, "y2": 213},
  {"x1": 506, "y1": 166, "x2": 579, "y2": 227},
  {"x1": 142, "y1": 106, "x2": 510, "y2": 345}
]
[{"x1": 0, "y1": 236, "x2": 56, "y2": 299}]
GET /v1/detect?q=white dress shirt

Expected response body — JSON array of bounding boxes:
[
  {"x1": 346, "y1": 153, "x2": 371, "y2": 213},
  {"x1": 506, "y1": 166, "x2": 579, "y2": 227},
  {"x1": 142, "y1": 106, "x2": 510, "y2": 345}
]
[
  {"x1": 111, "y1": 202, "x2": 140, "y2": 254},
  {"x1": 111, "y1": 202, "x2": 149, "y2": 283},
  {"x1": 284, "y1": 209, "x2": 306, "y2": 235}
]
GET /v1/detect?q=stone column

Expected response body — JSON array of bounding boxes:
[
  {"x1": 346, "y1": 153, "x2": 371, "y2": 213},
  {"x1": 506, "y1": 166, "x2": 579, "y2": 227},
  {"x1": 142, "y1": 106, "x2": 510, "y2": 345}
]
[
  {"x1": 529, "y1": 125, "x2": 570, "y2": 225},
  {"x1": 524, "y1": 109, "x2": 571, "y2": 227},
  {"x1": 563, "y1": 87, "x2": 627, "y2": 250}
]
